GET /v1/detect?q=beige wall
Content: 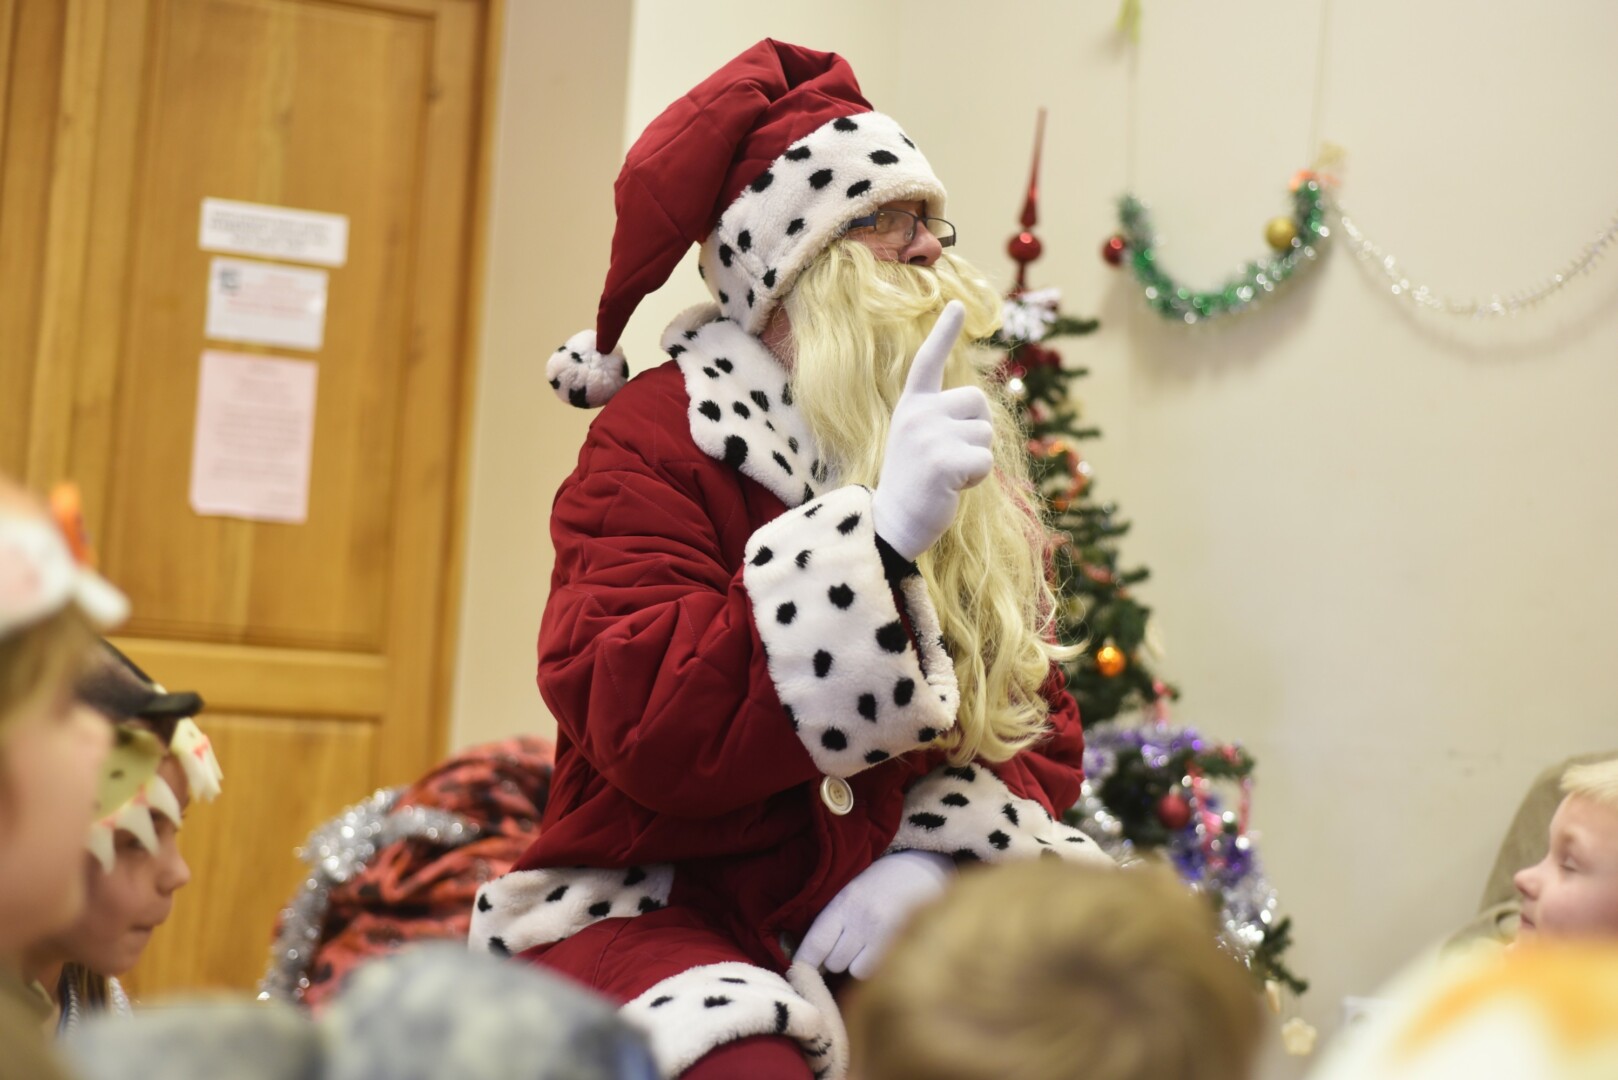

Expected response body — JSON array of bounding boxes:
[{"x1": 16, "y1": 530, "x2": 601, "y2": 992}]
[{"x1": 456, "y1": 2, "x2": 1618, "y2": 1074}]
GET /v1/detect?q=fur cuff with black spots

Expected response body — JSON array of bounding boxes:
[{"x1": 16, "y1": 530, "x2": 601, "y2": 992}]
[
  {"x1": 468, "y1": 864, "x2": 673, "y2": 957},
  {"x1": 622, "y1": 961, "x2": 847, "y2": 1079},
  {"x1": 890, "y1": 764, "x2": 1114, "y2": 868},
  {"x1": 743, "y1": 485, "x2": 959, "y2": 778}
]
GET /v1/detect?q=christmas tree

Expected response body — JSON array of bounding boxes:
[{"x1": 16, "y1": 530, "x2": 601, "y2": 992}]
[{"x1": 993, "y1": 113, "x2": 1308, "y2": 1007}]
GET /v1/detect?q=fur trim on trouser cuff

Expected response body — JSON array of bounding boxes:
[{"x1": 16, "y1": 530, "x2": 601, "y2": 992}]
[
  {"x1": 546, "y1": 328, "x2": 630, "y2": 408},
  {"x1": 743, "y1": 485, "x2": 959, "y2": 778},
  {"x1": 468, "y1": 864, "x2": 673, "y2": 957},
  {"x1": 621, "y1": 961, "x2": 847, "y2": 1079},
  {"x1": 890, "y1": 764, "x2": 1115, "y2": 868}
]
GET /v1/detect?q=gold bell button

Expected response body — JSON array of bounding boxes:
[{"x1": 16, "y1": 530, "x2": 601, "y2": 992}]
[{"x1": 820, "y1": 775, "x2": 854, "y2": 816}]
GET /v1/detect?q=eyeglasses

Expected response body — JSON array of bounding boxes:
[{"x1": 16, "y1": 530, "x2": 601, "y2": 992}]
[{"x1": 844, "y1": 208, "x2": 957, "y2": 249}]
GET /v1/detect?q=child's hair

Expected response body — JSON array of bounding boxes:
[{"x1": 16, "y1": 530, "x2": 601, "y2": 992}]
[
  {"x1": 0, "y1": 606, "x2": 95, "y2": 739},
  {"x1": 848, "y1": 860, "x2": 1263, "y2": 1080},
  {"x1": 1562, "y1": 758, "x2": 1618, "y2": 814}
]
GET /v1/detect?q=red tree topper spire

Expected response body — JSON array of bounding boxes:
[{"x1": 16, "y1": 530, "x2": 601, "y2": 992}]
[{"x1": 1007, "y1": 108, "x2": 1046, "y2": 291}]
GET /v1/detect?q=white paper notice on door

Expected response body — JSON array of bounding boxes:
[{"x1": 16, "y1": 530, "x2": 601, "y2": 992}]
[
  {"x1": 199, "y1": 198, "x2": 349, "y2": 267},
  {"x1": 205, "y1": 257, "x2": 328, "y2": 351},
  {"x1": 190, "y1": 351, "x2": 319, "y2": 524}
]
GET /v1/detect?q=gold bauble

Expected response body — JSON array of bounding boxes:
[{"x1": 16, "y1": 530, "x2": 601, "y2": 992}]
[
  {"x1": 1095, "y1": 643, "x2": 1127, "y2": 678},
  {"x1": 1264, "y1": 216, "x2": 1298, "y2": 252}
]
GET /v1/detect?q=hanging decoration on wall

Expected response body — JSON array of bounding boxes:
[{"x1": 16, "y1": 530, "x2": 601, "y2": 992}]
[
  {"x1": 1333, "y1": 199, "x2": 1618, "y2": 319},
  {"x1": 1104, "y1": 172, "x2": 1332, "y2": 324}
]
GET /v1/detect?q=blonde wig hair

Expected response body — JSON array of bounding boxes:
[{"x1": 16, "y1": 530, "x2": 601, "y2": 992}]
[
  {"x1": 848, "y1": 861, "x2": 1263, "y2": 1080},
  {"x1": 784, "y1": 240, "x2": 1076, "y2": 764},
  {"x1": 1563, "y1": 757, "x2": 1618, "y2": 815}
]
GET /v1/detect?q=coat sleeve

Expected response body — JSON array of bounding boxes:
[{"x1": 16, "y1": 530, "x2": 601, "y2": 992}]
[{"x1": 538, "y1": 407, "x2": 963, "y2": 819}]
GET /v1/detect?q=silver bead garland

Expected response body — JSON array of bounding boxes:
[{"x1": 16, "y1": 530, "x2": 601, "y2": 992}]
[
  {"x1": 1334, "y1": 201, "x2": 1618, "y2": 318},
  {"x1": 257, "y1": 787, "x2": 478, "y2": 1004}
]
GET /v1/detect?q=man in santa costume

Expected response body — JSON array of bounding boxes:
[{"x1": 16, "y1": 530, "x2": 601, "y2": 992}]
[{"x1": 470, "y1": 39, "x2": 1112, "y2": 1079}]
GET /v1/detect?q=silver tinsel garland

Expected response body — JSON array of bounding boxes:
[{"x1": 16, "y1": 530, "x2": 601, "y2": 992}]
[{"x1": 258, "y1": 787, "x2": 479, "y2": 1004}]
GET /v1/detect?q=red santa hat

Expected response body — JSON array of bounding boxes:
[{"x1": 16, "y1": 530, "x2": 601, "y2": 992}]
[{"x1": 547, "y1": 39, "x2": 947, "y2": 408}]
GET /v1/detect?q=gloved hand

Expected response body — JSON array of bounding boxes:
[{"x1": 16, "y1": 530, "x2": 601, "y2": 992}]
[
  {"x1": 794, "y1": 849, "x2": 954, "y2": 980},
  {"x1": 871, "y1": 300, "x2": 995, "y2": 561}
]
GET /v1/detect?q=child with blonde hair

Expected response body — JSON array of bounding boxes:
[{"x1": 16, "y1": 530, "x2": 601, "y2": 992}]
[
  {"x1": 1513, "y1": 756, "x2": 1618, "y2": 940},
  {"x1": 0, "y1": 477, "x2": 126, "y2": 1078},
  {"x1": 847, "y1": 860, "x2": 1262, "y2": 1080}
]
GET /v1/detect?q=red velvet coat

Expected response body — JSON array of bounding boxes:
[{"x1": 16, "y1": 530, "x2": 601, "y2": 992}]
[{"x1": 469, "y1": 312, "x2": 1105, "y2": 1067}]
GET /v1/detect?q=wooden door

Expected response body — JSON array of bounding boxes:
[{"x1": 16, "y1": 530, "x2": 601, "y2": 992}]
[{"x1": 0, "y1": 0, "x2": 496, "y2": 995}]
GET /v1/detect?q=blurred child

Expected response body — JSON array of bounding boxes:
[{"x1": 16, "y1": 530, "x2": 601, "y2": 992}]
[
  {"x1": 1512, "y1": 756, "x2": 1618, "y2": 941},
  {"x1": 25, "y1": 642, "x2": 223, "y2": 1031},
  {"x1": 847, "y1": 859, "x2": 1262, "y2": 1080},
  {"x1": 0, "y1": 477, "x2": 127, "y2": 1078}
]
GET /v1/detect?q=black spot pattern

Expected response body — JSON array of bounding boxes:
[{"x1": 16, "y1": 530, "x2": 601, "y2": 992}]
[
  {"x1": 750, "y1": 171, "x2": 774, "y2": 193},
  {"x1": 917, "y1": 726, "x2": 939, "y2": 742},
  {"x1": 737, "y1": 229, "x2": 752, "y2": 252},
  {"x1": 809, "y1": 168, "x2": 833, "y2": 189},
  {"x1": 833, "y1": 117, "x2": 859, "y2": 131},
  {"x1": 568, "y1": 387, "x2": 589, "y2": 408},
  {"x1": 715, "y1": 358, "x2": 733, "y2": 372},
  {"x1": 476, "y1": 893, "x2": 492, "y2": 912},
  {"x1": 624, "y1": 866, "x2": 647, "y2": 886},
  {"x1": 785, "y1": 145, "x2": 812, "y2": 161},
  {"x1": 684, "y1": 329, "x2": 698, "y2": 340},
  {"x1": 821, "y1": 728, "x2": 847, "y2": 751},
  {"x1": 773, "y1": 451, "x2": 793, "y2": 473},
  {"x1": 788, "y1": 436, "x2": 799, "y2": 453},
  {"x1": 704, "y1": 996, "x2": 732, "y2": 1008},
  {"x1": 787, "y1": 218, "x2": 805, "y2": 236},
  {"x1": 698, "y1": 400, "x2": 721, "y2": 422},
  {"x1": 667, "y1": 343, "x2": 686, "y2": 358},
  {"x1": 746, "y1": 289, "x2": 755, "y2": 308},
  {"x1": 774, "y1": 1001, "x2": 791, "y2": 1033},
  {"x1": 781, "y1": 382, "x2": 794, "y2": 405},
  {"x1": 719, "y1": 244, "x2": 734, "y2": 267},
  {"x1": 837, "y1": 513, "x2": 861, "y2": 535},
  {"x1": 1002, "y1": 803, "x2": 1020, "y2": 826},
  {"x1": 803, "y1": 503, "x2": 820, "y2": 518},
  {"x1": 650, "y1": 996, "x2": 673, "y2": 1008},
  {"x1": 762, "y1": 268, "x2": 777, "y2": 289},
  {"x1": 814, "y1": 650, "x2": 834, "y2": 677},
  {"x1": 846, "y1": 179, "x2": 872, "y2": 198},
  {"x1": 795, "y1": 549, "x2": 812, "y2": 569},
  {"x1": 858, "y1": 693, "x2": 877, "y2": 720},
  {"x1": 988, "y1": 830, "x2": 1011, "y2": 851},
  {"x1": 718, "y1": 291, "x2": 730, "y2": 304},
  {"x1": 942, "y1": 792, "x2": 970, "y2": 807},
  {"x1": 828, "y1": 584, "x2": 854, "y2": 608},
  {"x1": 908, "y1": 812, "x2": 946, "y2": 830},
  {"x1": 776, "y1": 602, "x2": 797, "y2": 625},
  {"x1": 732, "y1": 401, "x2": 751, "y2": 419},
  {"x1": 721, "y1": 977, "x2": 748, "y2": 985},
  {"x1": 702, "y1": 366, "x2": 719, "y2": 378},
  {"x1": 894, "y1": 677, "x2": 914, "y2": 706},
  {"x1": 944, "y1": 766, "x2": 978, "y2": 783},
  {"x1": 876, "y1": 621, "x2": 907, "y2": 653},
  {"x1": 724, "y1": 435, "x2": 748, "y2": 467},
  {"x1": 545, "y1": 885, "x2": 569, "y2": 903},
  {"x1": 750, "y1": 389, "x2": 770, "y2": 411},
  {"x1": 570, "y1": 351, "x2": 583, "y2": 362},
  {"x1": 489, "y1": 937, "x2": 510, "y2": 956},
  {"x1": 900, "y1": 133, "x2": 916, "y2": 148},
  {"x1": 751, "y1": 546, "x2": 774, "y2": 567},
  {"x1": 869, "y1": 149, "x2": 899, "y2": 165},
  {"x1": 639, "y1": 896, "x2": 663, "y2": 912},
  {"x1": 588, "y1": 900, "x2": 611, "y2": 917},
  {"x1": 549, "y1": 377, "x2": 560, "y2": 390}
]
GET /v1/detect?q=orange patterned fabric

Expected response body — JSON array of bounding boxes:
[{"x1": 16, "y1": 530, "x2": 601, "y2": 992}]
[{"x1": 299, "y1": 736, "x2": 553, "y2": 1009}]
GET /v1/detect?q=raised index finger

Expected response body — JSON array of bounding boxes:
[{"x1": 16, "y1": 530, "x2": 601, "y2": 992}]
[{"x1": 902, "y1": 300, "x2": 965, "y2": 398}]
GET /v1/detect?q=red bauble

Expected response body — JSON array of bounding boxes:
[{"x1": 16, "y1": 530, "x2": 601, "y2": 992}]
[
  {"x1": 1156, "y1": 791, "x2": 1192, "y2": 830},
  {"x1": 1101, "y1": 234, "x2": 1127, "y2": 266},
  {"x1": 1008, "y1": 230, "x2": 1043, "y2": 263}
]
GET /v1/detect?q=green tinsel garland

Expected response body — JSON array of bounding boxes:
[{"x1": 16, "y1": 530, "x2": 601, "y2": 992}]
[{"x1": 1116, "y1": 178, "x2": 1330, "y2": 323}]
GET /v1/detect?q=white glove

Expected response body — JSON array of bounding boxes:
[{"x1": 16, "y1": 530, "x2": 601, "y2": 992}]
[
  {"x1": 794, "y1": 849, "x2": 954, "y2": 980},
  {"x1": 871, "y1": 300, "x2": 994, "y2": 561}
]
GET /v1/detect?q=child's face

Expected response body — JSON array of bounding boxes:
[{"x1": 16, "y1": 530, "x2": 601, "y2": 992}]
[
  {"x1": 0, "y1": 693, "x2": 111, "y2": 950},
  {"x1": 1514, "y1": 794, "x2": 1618, "y2": 940},
  {"x1": 52, "y1": 755, "x2": 192, "y2": 976}
]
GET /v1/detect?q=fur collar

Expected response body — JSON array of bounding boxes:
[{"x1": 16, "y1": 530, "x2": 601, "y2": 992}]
[{"x1": 664, "y1": 306, "x2": 833, "y2": 508}]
